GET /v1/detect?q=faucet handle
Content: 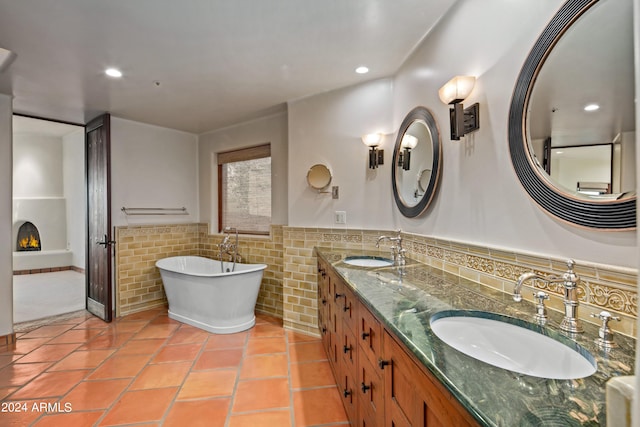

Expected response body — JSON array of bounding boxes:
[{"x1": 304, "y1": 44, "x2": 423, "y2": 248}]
[
  {"x1": 590, "y1": 310, "x2": 621, "y2": 349},
  {"x1": 533, "y1": 291, "x2": 549, "y2": 324}
]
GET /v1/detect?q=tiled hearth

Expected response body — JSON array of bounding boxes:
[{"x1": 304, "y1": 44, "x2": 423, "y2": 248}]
[{"x1": 0, "y1": 309, "x2": 348, "y2": 426}]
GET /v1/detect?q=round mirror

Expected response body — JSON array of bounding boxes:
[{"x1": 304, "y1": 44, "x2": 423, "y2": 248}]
[
  {"x1": 508, "y1": 0, "x2": 636, "y2": 229},
  {"x1": 307, "y1": 164, "x2": 332, "y2": 190},
  {"x1": 392, "y1": 107, "x2": 442, "y2": 217}
]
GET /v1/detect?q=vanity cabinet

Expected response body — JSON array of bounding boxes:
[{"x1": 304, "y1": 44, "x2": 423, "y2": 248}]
[{"x1": 317, "y1": 258, "x2": 479, "y2": 427}]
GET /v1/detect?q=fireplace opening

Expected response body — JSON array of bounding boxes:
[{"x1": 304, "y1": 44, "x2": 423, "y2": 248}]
[{"x1": 17, "y1": 221, "x2": 41, "y2": 252}]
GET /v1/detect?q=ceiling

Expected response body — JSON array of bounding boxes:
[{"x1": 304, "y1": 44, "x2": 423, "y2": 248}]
[{"x1": 0, "y1": 0, "x2": 456, "y2": 134}]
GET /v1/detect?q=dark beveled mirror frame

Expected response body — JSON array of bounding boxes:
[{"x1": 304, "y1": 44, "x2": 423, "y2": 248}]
[
  {"x1": 508, "y1": 0, "x2": 636, "y2": 229},
  {"x1": 392, "y1": 106, "x2": 442, "y2": 218}
]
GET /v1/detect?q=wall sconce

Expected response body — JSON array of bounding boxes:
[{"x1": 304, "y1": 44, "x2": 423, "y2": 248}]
[
  {"x1": 362, "y1": 133, "x2": 384, "y2": 169},
  {"x1": 438, "y1": 76, "x2": 480, "y2": 140},
  {"x1": 397, "y1": 134, "x2": 417, "y2": 171}
]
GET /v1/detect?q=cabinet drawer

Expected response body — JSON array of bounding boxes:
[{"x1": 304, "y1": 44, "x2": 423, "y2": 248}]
[
  {"x1": 358, "y1": 304, "x2": 382, "y2": 369},
  {"x1": 341, "y1": 321, "x2": 357, "y2": 373}
]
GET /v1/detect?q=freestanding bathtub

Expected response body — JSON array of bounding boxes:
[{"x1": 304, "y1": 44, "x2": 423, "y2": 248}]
[{"x1": 156, "y1": 256, "x2": 267, "y2": 334}]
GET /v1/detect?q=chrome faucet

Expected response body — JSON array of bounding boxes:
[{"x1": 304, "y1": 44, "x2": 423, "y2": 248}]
[
  {"x1": 375, "y1": 230, "x2": 406, "y2": 266},
  {"x1": 218, "y1": 227, "x2": 239, "y2": 272},
  {"x1": 514, "y1": 259, "x2": 583, "y2": 334}
]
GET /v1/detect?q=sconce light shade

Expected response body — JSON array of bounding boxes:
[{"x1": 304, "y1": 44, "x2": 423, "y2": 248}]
[
  {"x1": 401, "y1": 134, "x2": 418, "y2": 150},
  {"x1": 362, "y1": 133, "x2": 383, "y2": 147},
  {"x1": 438, "y1": 76, "x2": 480, "y2": 140},
  {"x1": 438, "y1": 76, "x2": 476, "y2": 105},
  {"x1": 362, "y1": 133, "x2": 384, "y2": 169}
]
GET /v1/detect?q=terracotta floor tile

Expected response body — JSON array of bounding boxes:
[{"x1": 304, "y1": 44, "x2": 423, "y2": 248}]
[
  {"x1": 287, "y1": 330, "x2": 321, "y2": 343},
  {"x1": 293, "y1": 387, "x2": 349, "y2": 426},
  {"x1": 49, "y1": 349, "x2": 115, "y2": 371},
  {"x1": 10, "y1": 370, "x2": 89, "y2": 399},
  {"x1": 288, "y1": 341, "x2": 327, "y2": 363},
  {"x1": 103, "y1": 320, "x2": 149, "y2": 334},
  {"x1": 77, "y1": 332, "x2": 135, "y2": 350},
  {"x1": 232, "y1": 377, "x2": 290, "y2": 412},
  {"x1": 0, "y1": 362, "x2": 52, "y2": 388},
  {"x1": 167, "y1": 326, "x2": 210, "y2": 345},
  {"x1": 15, "y1": 343, "x2": 81, "y2": 363},
  {"x1": 134, "y1": 324, "x2": 180, "y2": 339},
  {"x1": 0, "y1": 399, "x2": 54, "y2": 426},
  {"x1": 177, "y1": 369, "x2": 237, "y2": 400},
  {"x1": 255, "y1": 313, "x2": 283, "y2": 326},
  {"x1": 205, "y1": 332, "x2": 247, "y2": 350},
  {"x1": 116, "y1": 338, "x2": 165, "y2": 356},
  {"x1": 0, "y1": 386, "x2": 17, "y2": 400},
  {"x1": 0, "y1": 338, "x2": 51, "y2": 355},
  {"x1": 250, "y1": 323, "x2": 285, "y2": 338},
  {"x1": 152, "y1": 343, "x2": 203, "y2": 363},
  {"x1": 239, "y1": 354, "x2": 288, "y2": 379},
  {"x1": 163, "y1": 398, "x2": 230, "y2": 427},
  {"x1": 246, "y1": 336, "x2": 286, "y2": 355},
  {"x1": 72, "y1": 317, "x2": 112, "y2": 329},
  {"x1": 63, "y1": 379, "x2": 130, "y2": 410},
  {"x1": 130, "y1": 361, "x2": 191, "y2": 390},
  {"x1": 88, "y1": 354, "x2": 152, "y2": 379},
  {"x1": 229, "y1": 410, "x2": 292, "y2": 427},
  {"x1": 290, "y1": 360, "x2": 336, "y2": 389},
  {"x1": 0, "y1": 354, "x2": 23, "y2": 369},
  {"x1": 20, "y1": 325, "x2": 74, "y2": 339},
  {"x1": 46, "y1": 329, "x2": 104, "y2": 344},
  {"x1": 33, "y1": 411, "x2": 104, "y2": 427},
  {"x1": 99, "y1": 387, "x2": 177, "y2": 426},
  {"x1": 193, "y1": 348, "x2": 243, "y2": 370},
  {"x1": 149, "y1": 315, "x2": 181, "y2": 325}
]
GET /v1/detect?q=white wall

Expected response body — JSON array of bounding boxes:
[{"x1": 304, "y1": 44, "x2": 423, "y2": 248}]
[
  {"x1": 63, "y1": 129, "x2": 86, "y2": 268},
  {"x1": 111, "y1": 117, "x2": 199, "y2": 227},
  {"x1": 198, "y1": 111, "x2": 288, "y2": 231},
  {"x1": 288, "y1": 79, "x2": 394, "y2": 228},
  {"x1": 12, "y1": 133, "x2": 63, "y2": 197},
  {"x1": 388, "y1": 0, "x2": 636, "y2": 269},
  {"x1": 0, "y1": 94, "x2": 13, "y2": 336},
  {"x1": 633, "y1": 0, "x2": 639, "y2": 423}
]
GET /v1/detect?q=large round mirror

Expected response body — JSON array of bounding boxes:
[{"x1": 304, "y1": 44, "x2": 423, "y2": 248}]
[
  {"x1": 509, "y1": 0, "x2": 636, "y2": 229},
  {"x1": 392, "y1": 107, "x2": 442, "y2": 217}
]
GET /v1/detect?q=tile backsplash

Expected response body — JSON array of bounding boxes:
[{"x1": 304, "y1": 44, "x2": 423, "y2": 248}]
[{"x1": 114, "y1": 224, "x2": 637, "y2": 338}]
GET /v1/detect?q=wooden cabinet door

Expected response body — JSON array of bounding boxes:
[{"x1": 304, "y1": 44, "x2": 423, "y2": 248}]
[
  {"x1": 383, "y1": 331, "x2": 418, "y2": 426},
  {"x1": 359, "y1": 304, "x2": 382, "y2": 369},
  {"x1": 358, "y1": 349, "x2": 384, "y2": 427}
]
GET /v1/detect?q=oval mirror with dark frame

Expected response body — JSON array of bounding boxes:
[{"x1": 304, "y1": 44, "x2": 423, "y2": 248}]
[
  {"x1": 509, "y1": 0, "x2": 636, "y2": 229},
  {"x1": 392, "y1": 106, "x2": 442, "y2": 218}
]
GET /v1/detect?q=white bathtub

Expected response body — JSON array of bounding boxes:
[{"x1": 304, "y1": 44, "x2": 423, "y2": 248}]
[{"x1": 156, "y1": 256, "x2": 267, "y2": 334}]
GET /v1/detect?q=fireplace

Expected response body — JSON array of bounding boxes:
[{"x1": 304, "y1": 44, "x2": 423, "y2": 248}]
[{"x1": 16, "y1": 221, "x2": 41, "y2": 252}]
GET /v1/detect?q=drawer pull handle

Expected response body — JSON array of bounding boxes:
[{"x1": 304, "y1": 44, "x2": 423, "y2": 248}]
[
  {"x1": 343, "y1": 305, "x2": 350, "y2": 312},
  {"x1": 343, "y1": 344, "x2": 352, "y2": 354},
  {"x1": 378, "y1": 359, "x2": 390, "y2": 370},
  {"x1": 321, "y1": 327, "x2": 327, "y2": 334},
  {"x1": 335, "y1": 293, "x2": 344, "y2": 300},
  {"x1": 361, "y1": 332, "x2": 370, "y2": 340},
  {"x1": 361, "y1": 382, "x2": 371, "y2": 393},
  {"x1": 321, "y1": 298, "x2": 327, "y2": 305},
  {"x1": 343, "y1": 389, "x2": 352, "y2": 398}
]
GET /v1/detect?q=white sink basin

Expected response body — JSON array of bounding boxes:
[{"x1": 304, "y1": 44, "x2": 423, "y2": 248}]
[
  {"x1": 430, "y1": 311, "x2": 597, "y2": 380},
  {"x1": 343, "y1": 256, "x2": 394, "y2": 268}
]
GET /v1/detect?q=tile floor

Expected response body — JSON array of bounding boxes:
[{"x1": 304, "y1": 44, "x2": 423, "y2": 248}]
[{"x1": 0, "y1": 308, "x2": 349, "y2": 426}]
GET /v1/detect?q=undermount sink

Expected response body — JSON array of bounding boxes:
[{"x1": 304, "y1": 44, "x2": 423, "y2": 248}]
[
  {"x1": 343, "y1": 256, "x2": 394, "y2": 268},
  {"x1": 430, "y1": 311, "x2": 597, "y2": 380}
]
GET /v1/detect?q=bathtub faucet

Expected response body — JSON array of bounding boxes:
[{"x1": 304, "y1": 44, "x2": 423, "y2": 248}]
[{"x1": 219, "y1": 227, "x2": 239, "y2": 272}]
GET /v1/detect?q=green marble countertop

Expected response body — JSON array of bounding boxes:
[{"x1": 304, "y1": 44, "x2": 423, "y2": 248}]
[{"x1": 315, "y1": 248, "x2": 636, "y2": 427}]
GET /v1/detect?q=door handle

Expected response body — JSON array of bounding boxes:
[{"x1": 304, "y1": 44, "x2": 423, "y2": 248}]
[{"x1": 96, "y1": 234, "x2": 116, "y2": 247}]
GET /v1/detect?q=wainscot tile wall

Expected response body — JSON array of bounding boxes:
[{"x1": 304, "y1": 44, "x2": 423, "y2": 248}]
[
  {"x1": 114, "y1": 224, "x2": 283, "y2": 318},
  {"x1": 115, "y1": 224, "x2": 637, "y2": 339}
]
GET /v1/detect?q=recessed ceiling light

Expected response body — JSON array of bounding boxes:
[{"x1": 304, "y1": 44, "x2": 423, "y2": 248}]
[
  {"x1": 584, "y1": 103, "x2": 599, "y2": 112},
  {"x1": 355, "y1": 66, "x2": 369, "y2": 74},
  {"x1": 105, "y1": 68, "x2": 123, "y2": 78}
]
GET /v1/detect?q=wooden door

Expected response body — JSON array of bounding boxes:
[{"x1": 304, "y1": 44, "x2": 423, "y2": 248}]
[{"x1": 86, "y1": 114, "x2": 112, "y2": 322}]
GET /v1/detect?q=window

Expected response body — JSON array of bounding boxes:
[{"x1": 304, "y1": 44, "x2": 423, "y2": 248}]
[{"x1": 217, "y1": 144, "x2": 271, "y2": 235}]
